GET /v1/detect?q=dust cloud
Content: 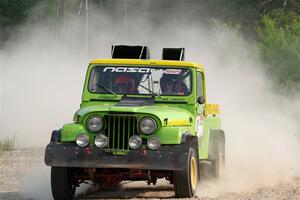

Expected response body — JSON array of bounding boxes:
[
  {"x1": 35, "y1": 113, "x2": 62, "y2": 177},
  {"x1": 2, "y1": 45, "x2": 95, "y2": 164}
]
[
  {"x1": 194, "y1": 26, "x2": 300, "y2": 195},
  {"x1": 21, "y1": 164, "x2": 52, "y2": 200},
  {"x1": 0, "y1": 1, "x2": 299, "y2": 198}
]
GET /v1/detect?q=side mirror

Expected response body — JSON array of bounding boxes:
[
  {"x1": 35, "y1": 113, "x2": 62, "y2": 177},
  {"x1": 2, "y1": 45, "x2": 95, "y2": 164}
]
[{"x1": 197, "y1": 96, "x2": 205, "y2": 104}]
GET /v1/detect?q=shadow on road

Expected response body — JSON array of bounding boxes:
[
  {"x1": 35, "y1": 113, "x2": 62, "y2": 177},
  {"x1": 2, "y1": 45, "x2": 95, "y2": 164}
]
[
  {"x1": 0, "y1": 191, "x2": 23, "y2": 200},
  {"x1": 78, "y1": 181, "x2": 175, "y2": 199}
]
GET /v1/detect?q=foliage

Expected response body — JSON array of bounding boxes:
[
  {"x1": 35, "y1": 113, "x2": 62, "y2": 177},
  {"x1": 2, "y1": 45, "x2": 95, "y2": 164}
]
[
  {"x1": 0, "y1": 137, "x2": 15, "y2": 155},
  {"x1": 0, "y1": 0, "x2": 29, "y2": 27},
  {"x1": 206, "y1": 0, "x2": 300, "y2": 36},
  {"x1": 0, "y1": 0, "x2": 80, "y2": 46},
  {"x1": 257, "y1": 11, "x2": 300, "y2": 91}
]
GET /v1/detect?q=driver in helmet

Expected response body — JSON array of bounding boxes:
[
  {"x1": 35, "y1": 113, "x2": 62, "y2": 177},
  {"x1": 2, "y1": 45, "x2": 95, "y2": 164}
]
[
  {"x1": 160, "y1": 75, "x2": 188, "y2": 95},
  {"x1": 113, "y1": 75, "x2": 136, "y2": 94},
  {"x1": 160, "y1": 75, "x2": 177, "y2": 95}
]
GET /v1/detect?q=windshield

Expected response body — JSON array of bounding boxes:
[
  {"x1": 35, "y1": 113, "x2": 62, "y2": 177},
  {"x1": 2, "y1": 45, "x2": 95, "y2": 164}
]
[{"x1": 88, "y1": 66, "x2": 192, "y2": 96}]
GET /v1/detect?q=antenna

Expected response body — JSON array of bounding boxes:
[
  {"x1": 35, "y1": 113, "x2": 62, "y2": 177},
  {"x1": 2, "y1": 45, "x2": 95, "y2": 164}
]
[
  {"x1": 124, "y1": 0, "x2": 128, "y2": 41},
  {"x1": 85, "y1": 0, "x2": 89, "y2": 57},
  {"x1": 75, "y1": 0, "x2": 89, "y2": 57}
]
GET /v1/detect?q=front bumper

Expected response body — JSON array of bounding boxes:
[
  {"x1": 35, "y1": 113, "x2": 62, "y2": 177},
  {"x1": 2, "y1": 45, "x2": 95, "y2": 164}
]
[{"x1": 44, "y1": 143, "x2": 189, "y2": 171}]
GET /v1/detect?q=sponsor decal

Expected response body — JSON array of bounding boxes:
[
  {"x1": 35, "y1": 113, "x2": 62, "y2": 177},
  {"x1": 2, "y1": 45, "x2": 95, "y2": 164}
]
[
  {"x1": 103, "y1": 67, "x2": 155, "y2": 73},
  {"x1": 103, "y1": 67, "x2": 182, "y2": 74},
  {"x1": 164, "y1": 69, "x2": 182, "y2": 75},
  {"x1": 196, "y1": 115, "x2": 204, "y2": 137}
]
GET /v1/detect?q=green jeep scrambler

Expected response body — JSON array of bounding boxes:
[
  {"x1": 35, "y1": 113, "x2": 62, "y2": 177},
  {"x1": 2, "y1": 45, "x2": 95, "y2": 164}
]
[{"x1": 45, "y1": 46, "x2": 225, "y2": 199}]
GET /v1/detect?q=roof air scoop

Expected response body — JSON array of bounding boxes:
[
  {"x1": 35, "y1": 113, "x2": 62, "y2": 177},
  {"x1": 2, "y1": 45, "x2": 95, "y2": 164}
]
[
  {"x1": 111, "y1": 45, "x2": 150, "y2": 59},
  {"x1": 162, "y1": 48, "x2": 185, "y2": 61}
]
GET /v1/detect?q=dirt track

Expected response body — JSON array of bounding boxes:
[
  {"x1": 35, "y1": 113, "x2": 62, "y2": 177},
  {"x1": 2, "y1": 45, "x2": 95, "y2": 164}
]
[{"x1": 0, "y1": 149, "x2": 299, "y2": 200}]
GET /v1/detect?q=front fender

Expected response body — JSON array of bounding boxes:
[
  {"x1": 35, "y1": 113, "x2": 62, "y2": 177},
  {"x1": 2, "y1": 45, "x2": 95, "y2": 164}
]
[
  {"x1": 155, "y1": 126, "x2": 194, "y2": 144},
  {"x1": 61, "y1": 123, "x2": 86, "y2": 142}
]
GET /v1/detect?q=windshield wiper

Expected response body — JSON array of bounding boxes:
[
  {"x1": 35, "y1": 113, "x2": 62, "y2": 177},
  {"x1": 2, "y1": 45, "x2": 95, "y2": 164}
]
[
  {"x1": 96, "y1": 83, "x2": 117, "y2": 95},
  {"x1": 138, "y1": 84, "x2": 161, "y2": 98}
]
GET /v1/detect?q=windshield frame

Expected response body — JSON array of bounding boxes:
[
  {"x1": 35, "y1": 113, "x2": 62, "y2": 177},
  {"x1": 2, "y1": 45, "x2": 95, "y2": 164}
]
[{"x1": 87, "y1": 65, "x2": 193, "y2": 97}]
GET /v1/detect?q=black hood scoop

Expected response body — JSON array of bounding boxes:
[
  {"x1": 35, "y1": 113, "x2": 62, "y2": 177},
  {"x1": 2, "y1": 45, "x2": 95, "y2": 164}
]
[{"x1": 116, "y1": 96, "x2": 154, "y2": 107}]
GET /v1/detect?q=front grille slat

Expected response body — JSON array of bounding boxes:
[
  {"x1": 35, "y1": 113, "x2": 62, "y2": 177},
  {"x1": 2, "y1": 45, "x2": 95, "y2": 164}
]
[
  {"x1": 117, "y1": 116, "x2": 121, "y2": 149},
  {"x1": 132, "y1": 117, "x2": 135, "y2": 136},
  {"x1": 104, "y1": 114, "x2": 138, "y2": 150},
  {"x1": 122, "y1": 117, "x2": 125, "y2": 149},
  {"x1": 107, "y1": 116, "x2": 109, "y2": 142},
  {"x1": 128, "y1": 117, "x2": 131, "y2": 145},
  {"x1": 112, "y1": 117, "x2": 116, "y2": 148}
]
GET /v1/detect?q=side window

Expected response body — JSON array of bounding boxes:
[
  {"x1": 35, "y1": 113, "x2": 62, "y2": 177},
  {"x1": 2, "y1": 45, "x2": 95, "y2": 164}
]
[{"x1": 197, "y1": 72, "x2": 205, "y2": 102}]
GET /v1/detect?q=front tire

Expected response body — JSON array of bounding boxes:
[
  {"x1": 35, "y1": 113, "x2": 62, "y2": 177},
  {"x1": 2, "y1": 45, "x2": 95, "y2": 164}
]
[
  {"x1": 51, "y1": 167, "x2": 76, "y2": 200},
  {"x1": 174, "y1": 148, "x2": 199, "y2": 198}
]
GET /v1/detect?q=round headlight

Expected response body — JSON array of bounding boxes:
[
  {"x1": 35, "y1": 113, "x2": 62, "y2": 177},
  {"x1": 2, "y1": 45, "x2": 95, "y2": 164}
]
[
  {"x1": 76, "y1": 134, "x2": 89, "y2": 147},
  {"x1": 94, "y1": 134, "x2": 108, "y2": 148},
  {"x1": 87, "y1": 115, "x2": 103, "y2": 133},
  {"x1": 139, "y1": 117, "x2": 157, "y2": 135},
  {"x1": 128, "y1": 135, "x2": 142, "y2": 149},
  {"x1": 147, "y1": 137, "x2": 161, "y2": 150}
]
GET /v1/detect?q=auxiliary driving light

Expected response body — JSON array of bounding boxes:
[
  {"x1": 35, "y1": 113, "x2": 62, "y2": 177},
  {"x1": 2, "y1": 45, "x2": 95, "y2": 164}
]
[
  {"x1": 87, "y1": 115, "x2": 104, "y2": 133},
  {"x1": 129, "y1": 135, "x2": 142, "y2": 149},
  {"x1": 94, "y1": 134, "x2": 108, "y2": 148},
  {"x1": 139, "y1": 117, "x2": 157, "y2": 135},
  {"x1": 76, "y1": 134, "x2": 89, "y2": 147},
  {"x1": 147, "y1": 137, "x2": 161, "y2": 150}
]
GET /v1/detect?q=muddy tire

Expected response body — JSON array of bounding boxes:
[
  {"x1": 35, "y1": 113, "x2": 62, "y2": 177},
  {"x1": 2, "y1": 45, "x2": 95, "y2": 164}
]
[
  {"x1": 51, "y1": 167, "x2": 76, "y2": 200},
  {"x1": 208, "y1": 130, "x2": 225, "y2": 178},
  {"x1": 174, "y1": 147, "x2": 199, "y2": 198}
]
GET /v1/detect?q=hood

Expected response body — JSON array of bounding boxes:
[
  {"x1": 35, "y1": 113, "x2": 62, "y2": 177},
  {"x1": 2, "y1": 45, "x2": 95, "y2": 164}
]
[{"x1": 76, "y1": 103, "x2": 193, "y2": 127}]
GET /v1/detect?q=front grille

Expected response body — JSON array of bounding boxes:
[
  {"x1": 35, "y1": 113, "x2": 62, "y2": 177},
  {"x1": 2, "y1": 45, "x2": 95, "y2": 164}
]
[{"x1": 103, "y1": 114, "x2": 139, "y2": 150}]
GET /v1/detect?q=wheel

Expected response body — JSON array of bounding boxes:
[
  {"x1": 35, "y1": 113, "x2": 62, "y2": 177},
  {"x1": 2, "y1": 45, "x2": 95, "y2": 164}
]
[
  {"x1": 51, "y1": 167, "x2": 76, "y2": 200},
  {"x1": 209, "y1": 131, "x2": 225, "y2": 178},
  {"x1": 174, "y1": 147, "x2": 199, "y2": 198}
]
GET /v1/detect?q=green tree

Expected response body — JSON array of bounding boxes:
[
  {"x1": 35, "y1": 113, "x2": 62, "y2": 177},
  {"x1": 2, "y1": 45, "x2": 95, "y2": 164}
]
[
  {"x1": 257, "y1": 12, "x2": 300, "y2": 90},
  {"x1": 0, "y1": 0, "x2": 37, "y2": 46}
]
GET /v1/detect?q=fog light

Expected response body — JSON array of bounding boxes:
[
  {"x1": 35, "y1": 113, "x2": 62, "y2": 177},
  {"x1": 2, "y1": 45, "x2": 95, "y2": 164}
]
[
  {"x1": 147, "y1": 137, "x2": 161, "y2": 150},
  {"x1": 76, "y1": 134, "x2": 89, "y2": 147},
  {"x1": 94, "y1": 134, "x2": 108, "y2": 148},
  {"x1": 129, "y1": 135, "x2": 142, "y2": 149}
]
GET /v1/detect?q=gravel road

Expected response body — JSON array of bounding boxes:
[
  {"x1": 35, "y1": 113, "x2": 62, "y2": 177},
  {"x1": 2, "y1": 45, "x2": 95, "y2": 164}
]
[{"x1": 0, "y1": 149, "x2": 299, "y2": 200}]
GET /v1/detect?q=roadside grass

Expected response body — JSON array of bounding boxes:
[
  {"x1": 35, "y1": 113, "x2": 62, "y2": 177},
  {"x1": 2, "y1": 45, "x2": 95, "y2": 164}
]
[{"x1": 0, "y1": 137, "x2": 15, "y2": 156}]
